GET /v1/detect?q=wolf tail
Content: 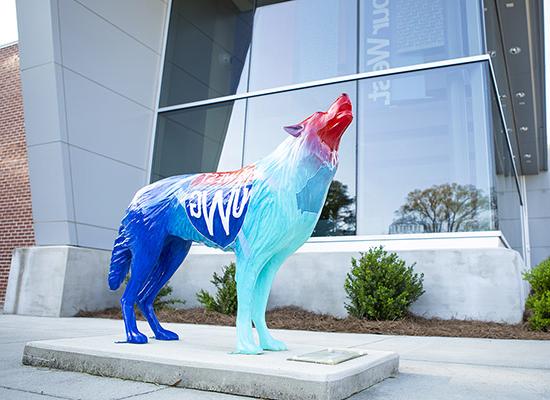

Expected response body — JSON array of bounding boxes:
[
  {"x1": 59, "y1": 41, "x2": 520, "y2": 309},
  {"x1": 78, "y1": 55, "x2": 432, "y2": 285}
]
[{"x1": 108, "y1": 227, "x2": 132, "y2": 290}]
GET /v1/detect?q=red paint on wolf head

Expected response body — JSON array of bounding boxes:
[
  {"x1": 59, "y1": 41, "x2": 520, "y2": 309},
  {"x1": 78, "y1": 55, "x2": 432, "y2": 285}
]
[{"x1": 284, "y1": 93, "x2": 353, "y2": 152}]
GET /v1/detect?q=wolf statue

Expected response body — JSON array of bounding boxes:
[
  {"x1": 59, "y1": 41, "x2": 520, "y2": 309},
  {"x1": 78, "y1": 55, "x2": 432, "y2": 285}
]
[{"x1": 108, "y1": 93, "x2": 353, "y2": 354}]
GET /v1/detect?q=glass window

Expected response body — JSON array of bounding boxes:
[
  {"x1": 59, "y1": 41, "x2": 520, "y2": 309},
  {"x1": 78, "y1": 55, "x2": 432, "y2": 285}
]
[
  {"x1": 248, "y1": 0, "x2": 358, "y2": 91},
  {"x1": 151, "y1": 100, "x2": 246, "y2": 181},
  {"x1": 160, "y1": 0, "x2": 254, "y2": 107},
  {"x1": 360, "y1": 0, "x2": 484, "y2": 74},
  {"x1": 243, "y1": 83, "x2": 357, "y2": 236},
  {"x1": 357, "y1": 62, "x2": 496, "y2": 235}
]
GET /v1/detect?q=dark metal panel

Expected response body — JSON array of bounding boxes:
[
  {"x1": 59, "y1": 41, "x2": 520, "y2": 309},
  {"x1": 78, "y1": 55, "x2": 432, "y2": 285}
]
[
  {"x1": 484, "y1": 0, "x2": 546, "y2": 174},
  {"x1": 484, "y1": 0, "x2": 521, "y2": 166},
  {"x1": 529, "y1": 0, "x2": 547, "y2": 170}
]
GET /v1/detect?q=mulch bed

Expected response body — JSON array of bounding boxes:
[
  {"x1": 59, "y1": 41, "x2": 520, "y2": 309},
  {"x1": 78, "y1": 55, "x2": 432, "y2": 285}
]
[{"x1": 77, "y1": 306, "x2": 550, "y2": 340}]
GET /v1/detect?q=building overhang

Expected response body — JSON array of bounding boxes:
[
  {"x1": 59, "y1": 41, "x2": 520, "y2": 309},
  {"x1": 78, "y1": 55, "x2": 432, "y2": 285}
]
[{"x1": 485, "y1": 0, "x2": 547, "y2": 174}]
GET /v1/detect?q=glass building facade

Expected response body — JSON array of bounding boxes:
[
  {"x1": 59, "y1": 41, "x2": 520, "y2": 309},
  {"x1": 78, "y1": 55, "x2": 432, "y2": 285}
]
[{"x1": 151, "y1": 0, "x2": 524, "y2": 255}]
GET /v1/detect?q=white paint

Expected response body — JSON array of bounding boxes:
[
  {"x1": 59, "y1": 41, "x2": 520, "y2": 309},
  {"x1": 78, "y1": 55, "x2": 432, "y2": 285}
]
[
  {"x1": 202, "y1": 190, "x2": 228, "y2": 236},
  {"x1": 184, "y1": 187, "x2": 252, "y2": 236}
]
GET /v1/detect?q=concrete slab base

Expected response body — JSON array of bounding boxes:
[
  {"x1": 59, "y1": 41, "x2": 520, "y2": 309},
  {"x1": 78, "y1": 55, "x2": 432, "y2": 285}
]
[{"x1": 22, "y1": 326, "x2": 399, "y2": 400}]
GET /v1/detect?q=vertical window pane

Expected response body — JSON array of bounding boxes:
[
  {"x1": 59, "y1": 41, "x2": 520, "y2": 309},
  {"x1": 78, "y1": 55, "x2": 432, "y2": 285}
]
[
  {"x1": 248, "y1": 0, "x2": 357, "y2": 91},
  {"x1": 160, "y1": 0, "x2": 254, "y2": 107},
  {"x1": 357, "y1": 63, "x2": 496, "y2": 235},
  {"x1": 244, "y1": 83, "x2": 357, "y2": 236},
  {"x1": 360, "y1": 0, "x2": 484, "y2": 74},
  {"x1": 152, "y1": 101, "x2": 245, "y2": 181}
]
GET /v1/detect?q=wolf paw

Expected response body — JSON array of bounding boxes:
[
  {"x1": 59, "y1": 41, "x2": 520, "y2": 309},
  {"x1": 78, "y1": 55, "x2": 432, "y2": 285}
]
[
  {"x1": 260, "y1": 337, "x2": 287, "y2": 351},
  {"x1": 154, "y1": 329, "x2": 179, "y2": 341},
  {"x1": 235, "y1": 341, "x2": 263, "y2": 355},
  {"x1": 127, "y1": 331, "x2": 148, "y2": 344}
]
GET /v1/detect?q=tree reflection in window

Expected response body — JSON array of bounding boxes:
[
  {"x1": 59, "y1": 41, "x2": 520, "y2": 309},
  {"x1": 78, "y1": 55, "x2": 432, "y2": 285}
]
[
  {"x1": 313, "y1": 180, "x2": 356, "y2": 237},
  {"x1": 390, "y1": 183, "x2": 491, "y2": 234}
]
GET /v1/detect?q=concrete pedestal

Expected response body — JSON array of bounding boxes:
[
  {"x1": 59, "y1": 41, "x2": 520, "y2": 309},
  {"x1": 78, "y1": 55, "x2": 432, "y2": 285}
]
[{"x1": 22, "y1": 325, "x2": 399, "y2": 400}]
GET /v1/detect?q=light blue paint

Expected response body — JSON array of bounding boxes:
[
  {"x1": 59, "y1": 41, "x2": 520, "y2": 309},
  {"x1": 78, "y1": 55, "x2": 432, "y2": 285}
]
[{"x1": 108, "y1": 94, "x2": 353, "y2": 354}]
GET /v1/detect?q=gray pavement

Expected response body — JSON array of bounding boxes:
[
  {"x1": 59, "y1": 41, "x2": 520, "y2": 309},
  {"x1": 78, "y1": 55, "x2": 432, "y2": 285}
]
[{"x1": 1, "y1": 314, "x2": 549, "y2": 399}]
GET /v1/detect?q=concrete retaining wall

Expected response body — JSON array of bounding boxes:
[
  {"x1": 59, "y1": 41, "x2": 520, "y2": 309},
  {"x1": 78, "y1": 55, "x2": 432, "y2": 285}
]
[
  {"x1": 4, "y1": 241, "x2": 527, "y2": 323},
  {"x1": 174, "y1": 246, "x2": 527, "y2": 324},
  {"x1": 4, "y1": 246, "x2": 119, "y2": 317}
]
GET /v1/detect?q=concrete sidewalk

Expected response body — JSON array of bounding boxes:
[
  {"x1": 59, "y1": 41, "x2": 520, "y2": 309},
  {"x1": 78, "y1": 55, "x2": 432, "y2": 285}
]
[{"x1": 1, "y1": 314, "x2": 549, "y2": 399}]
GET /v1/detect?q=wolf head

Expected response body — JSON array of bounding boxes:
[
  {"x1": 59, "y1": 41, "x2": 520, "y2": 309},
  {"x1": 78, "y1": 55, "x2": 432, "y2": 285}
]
[
  {"x1": 283, "y1": 93, "x2": 353, "y2": 153},
  {"x1": 258, "y1": 93, "x2": 353, "y2": 190}
]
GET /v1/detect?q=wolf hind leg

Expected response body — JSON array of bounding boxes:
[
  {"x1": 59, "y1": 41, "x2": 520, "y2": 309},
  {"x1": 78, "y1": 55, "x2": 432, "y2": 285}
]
[
  {"x1": 252, "y1": 253, "x2": 288, "y2": 351},
  {"x1": 137, "y1": 236, "x2": 191, "y2": 341},
  {"x1": 121, "y1": 244, "x2": 162, "y2": 344}
]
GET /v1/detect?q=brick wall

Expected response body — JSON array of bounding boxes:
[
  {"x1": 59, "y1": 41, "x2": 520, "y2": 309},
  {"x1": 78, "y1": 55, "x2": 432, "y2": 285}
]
[{"x1": 0, "y1": 43, "x2": 35, "y2": 307}]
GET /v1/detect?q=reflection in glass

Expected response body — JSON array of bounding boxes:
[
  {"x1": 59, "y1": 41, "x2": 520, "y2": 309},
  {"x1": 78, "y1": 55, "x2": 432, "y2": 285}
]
[
  {"x1": 160, "y1": 0, "x2": 254, "y2": 107},
  {"x1": 357, "y1": 62, "x2": 495, "y2": 235},
  {"x1": 360, "y1": 0, "x2": 483, "y2": 74},
  {"x1": 151, "y1": 100, "x2": 245, "y2": 181},
  {"x1": 249, "y1": 0, "x2": 357, "y2": 91},
  {"x1": 317, "y1": 180, "x2": 356, "y2": 236},
  {"x1": 390, "y1": 183, "x2": 491, "y2": 234},
  {"x1": 243, "y1": 83, "x2": 357, "y2": 236}
]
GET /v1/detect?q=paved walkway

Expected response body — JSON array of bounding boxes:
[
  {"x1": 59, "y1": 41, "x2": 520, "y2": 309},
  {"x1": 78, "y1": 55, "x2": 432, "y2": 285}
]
[{"x1": 1, "y1": 314, "x2": 549, "y2": 399}]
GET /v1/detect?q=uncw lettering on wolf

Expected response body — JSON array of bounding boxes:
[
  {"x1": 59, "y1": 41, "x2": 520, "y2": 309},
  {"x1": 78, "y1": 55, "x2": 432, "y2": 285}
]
[{"x1": 108, "y1": 94, "x2": 354, "y2": 354}]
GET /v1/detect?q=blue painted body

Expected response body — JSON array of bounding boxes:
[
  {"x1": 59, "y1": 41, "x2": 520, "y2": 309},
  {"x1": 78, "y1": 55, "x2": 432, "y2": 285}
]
[{"x1": 109, "y1": 94, "x2": 353, "y2": 354}]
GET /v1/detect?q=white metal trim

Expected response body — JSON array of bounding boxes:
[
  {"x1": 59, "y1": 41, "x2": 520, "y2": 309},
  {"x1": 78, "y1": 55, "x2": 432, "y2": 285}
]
[
  {"x1": 519, "y1": 175, "x2": 532, "y2": 266},
  {"x1": 304, "y1": 230, "x2": 506, "y2": 243},
  {"x1": 189, "y1": 231, "x2": 509, "y2": 255},
  {"x1": 480, "y1": 0, "x2": 488, "y2": 54},
  {"x1": 146, "y1": 0, "x2": 173, "y2": 183},
  {"x1": 190, "y1": 230, "x2": 507, "y2": 246},
  {"x1": 158, "y1": 54, "x2": 492, "y2": 113}
]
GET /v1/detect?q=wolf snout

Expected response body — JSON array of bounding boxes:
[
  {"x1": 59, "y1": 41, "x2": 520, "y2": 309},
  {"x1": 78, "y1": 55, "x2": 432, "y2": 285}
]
[{"x1": 329, "y1": 93, "x2": 352, "y2": 114}]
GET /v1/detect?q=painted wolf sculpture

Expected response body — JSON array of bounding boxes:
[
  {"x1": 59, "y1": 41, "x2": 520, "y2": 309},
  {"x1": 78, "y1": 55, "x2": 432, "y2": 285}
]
[{"x1": 108, "y1": 94, "x2": 353, "y2": 354}]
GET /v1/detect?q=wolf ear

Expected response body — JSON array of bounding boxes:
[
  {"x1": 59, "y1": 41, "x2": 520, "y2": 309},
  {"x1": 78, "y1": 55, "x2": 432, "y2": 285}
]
[{"x1": 283, "y1": 124, "x2": 304, "y2": 137}]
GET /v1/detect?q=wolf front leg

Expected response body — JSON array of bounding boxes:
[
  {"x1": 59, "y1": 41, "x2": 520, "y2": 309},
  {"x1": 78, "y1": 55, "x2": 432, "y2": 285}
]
[
  {"x1": 234, "y1": 253, "x2": 270, "y2": 355},
  {"x1": 252, "y1": 253, "x2": 288, "y2": 351}
]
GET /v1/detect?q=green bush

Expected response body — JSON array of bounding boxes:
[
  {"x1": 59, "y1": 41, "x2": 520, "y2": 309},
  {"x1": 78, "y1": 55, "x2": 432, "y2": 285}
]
[
  {"x1": 154, "y1": 283, "x2": 185, "y2": 310},
  {"x1": 344, "y1": 246, "x2": 424, "y2": 320},
  {"x1": 196, "y1": 262, "x2": 237, "y2": 315},
  {"x1": 123, "y1": 276, "x2": 184, "y2": 310},
  {"x1": 523, "y1": 258, "x2": 550, "y2": 331}
]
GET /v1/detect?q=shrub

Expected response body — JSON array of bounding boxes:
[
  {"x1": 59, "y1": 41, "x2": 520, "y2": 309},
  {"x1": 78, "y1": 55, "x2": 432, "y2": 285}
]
[
  {"x1": 123, "y1": 276, "x2": 184, "y2": 310},
  {"x1": 523, "y1": 258, "x2": 550, "y2": 331},
  {"x1": 344, "y1": 246, "x2": 424, "y2": 320},
  {"x1": 196, "y1": 262, "x2": 237, "y2": 315},
  {"x1": 154, "y1": 283, "x2": 185, "y2": 310}
]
